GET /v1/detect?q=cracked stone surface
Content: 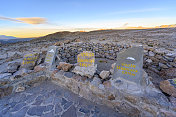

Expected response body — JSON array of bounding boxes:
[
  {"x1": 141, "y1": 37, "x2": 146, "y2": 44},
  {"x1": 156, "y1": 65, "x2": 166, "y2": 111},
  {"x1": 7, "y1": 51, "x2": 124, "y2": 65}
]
[{"x1": 0, "y1": 81, "x2": 127, "y2": 117}]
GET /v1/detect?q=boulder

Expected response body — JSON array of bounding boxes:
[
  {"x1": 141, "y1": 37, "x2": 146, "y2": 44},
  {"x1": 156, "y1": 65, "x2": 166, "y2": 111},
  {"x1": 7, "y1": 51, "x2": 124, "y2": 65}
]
[
  {"x1": 160, "y1": 68, "x2": 176, "y2": 79},
  {"x1": 57, "y1": 62, "x2": 73, "y2": 71},
  {"x1": 160, "y1": 79, "x2": 176, "y2": 97},
  {"x1": 0, "y1": 73, "x2": 11, "y2": 79},
  {"x1": 34, "y1": 65, "x2": 46, "y2": 72},
  {"x1": 72, "y1": 65, "x2": 97, "y2": 78},
  {"x1": 99, "y1": 70, "x2": 110, "y2": 79},
  {"x1": 7, "y1": 62, "x2": 21, "y2": 73}
]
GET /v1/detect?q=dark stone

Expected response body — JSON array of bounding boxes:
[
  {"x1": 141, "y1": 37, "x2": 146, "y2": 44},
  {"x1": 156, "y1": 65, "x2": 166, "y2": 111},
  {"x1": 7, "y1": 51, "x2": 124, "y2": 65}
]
[
  {"x1": 61, "y1": 98, "x2": 68, "y2": 106},
  {"x1": 27, "y1": 106, "x2": 46, "y2": 116},
  {"x1": 64, "y1": 72, "x2": 74, "y2": 78},
  {"x1": 79, "y1": 108, "x2": 90, "y2": 114},
  {"x1": 61, "y1": 106, "x2": 77, "y2": 117},
  {"x1": 44, "y1": 105, "x2": 54, "y2": 112},
  {"x1": 10, "y1": 102, "x2": 26, "y2": 112},
  {"x1": 55, "y1": 103, "x2": 62, "y2": 114},
  {"x1": 41, "y1": 110, "x2": 54, "y2": 117},
  {"x1": 12, "y1": 106, "x2": 28, "y2": 117}
]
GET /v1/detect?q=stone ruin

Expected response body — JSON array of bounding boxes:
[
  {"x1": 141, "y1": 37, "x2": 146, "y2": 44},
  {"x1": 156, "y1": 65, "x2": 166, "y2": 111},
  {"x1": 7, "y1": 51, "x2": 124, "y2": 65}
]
[{"x1": 0, "y1": 43, "x2": 176, "y2": 117}]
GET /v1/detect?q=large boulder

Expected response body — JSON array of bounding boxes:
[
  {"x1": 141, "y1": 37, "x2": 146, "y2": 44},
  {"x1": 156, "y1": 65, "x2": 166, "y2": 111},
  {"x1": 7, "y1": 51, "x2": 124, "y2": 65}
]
[
  {"x1": 72, "y1": 65, "x2": 97, "y2": 78},
  {"x1": 160, "y1": 78, "x2": 176, "y2": 97},
  {"x1": 57, "y1": 62, "x2": 73, "y2": 72},
  {"x1": 7, "y1": 62, "x2": 21, "y2": 73}
]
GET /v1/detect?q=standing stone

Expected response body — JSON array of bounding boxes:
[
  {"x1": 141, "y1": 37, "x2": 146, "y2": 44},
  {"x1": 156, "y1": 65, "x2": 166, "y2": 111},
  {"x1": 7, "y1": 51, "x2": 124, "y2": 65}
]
[
  {"x1": 21, "y1": 53, "x2": 39, "y2": 70},
  {"x1": 45, "y1": 46, "x2": 59, "y2": 69},
  {"x1": 77, "y1": 51, "x2": 95, "y2": 67},
  {"x1": 72, "y1": 51, "x2": 97, "y2": 78},
  {"x1": 112, "y1": 46, "x2": 144, "y2": 85}
]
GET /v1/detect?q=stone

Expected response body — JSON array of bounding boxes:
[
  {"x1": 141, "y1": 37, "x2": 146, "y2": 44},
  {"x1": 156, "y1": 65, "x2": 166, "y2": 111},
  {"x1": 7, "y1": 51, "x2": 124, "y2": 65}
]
[
  {"x1": 72, "y1": 65, "x2": 97, "y2": 78},
  {"x1": 61, "y1": 105, "x2": 77, "y2": 117},
  {"x1": 27, "y1": 106, "x2": 46, "y2": 116},
  {"x1": 91, "y1": 77, "x2": 101, "y2": 86},
  {"x1": 15, "y1": 86, "x2": 25, "y2": 92},
  {"x1": 113, "y1": 46, "x2": 143, "y2": 85},
  {"x1": 160, "y1": 68, "x2": 176, "y2": 79},
  {"x1": 0, "y1": 73, "x2": 11, "y2": 79},
  {"x1": 20, "y1": 53, "x2": 39, "y2": 70},
  {"x1": 146, "y1": 59, "x2": 152, "y2": 63},
  {"x1": 160, "y1": 78, "x2": 176, "y2": 97},
  {"x1": 77, "y1": 51, "x2": 95, "y2": 67},
  {"x1": 64, "y1": 72, "x2": 74, "y2": 78},
  {"x1": 57, "y1": 62, "x2": 73, "y2": 71},
  {"x1": 149, "y1": 51, "x2": 155, "y2": 56},
  {"x1": 45, "y1": 46, "x2": 59, "y2": 69},
  {"x1": 159, "y1": 63, "x2": 169, "y2": 69},
  {"x1": 7, "y1": 62, "x2": 20, "y2": 73},
  {"x1": 103, "y1": 81, "x2": 112, "y2": 88},
  {"x1": 99, "y1": 70, "x2": 110, "y2": 79},
  {"x1": 34, "y1": 64, "x2": 46, "y2": 72}
]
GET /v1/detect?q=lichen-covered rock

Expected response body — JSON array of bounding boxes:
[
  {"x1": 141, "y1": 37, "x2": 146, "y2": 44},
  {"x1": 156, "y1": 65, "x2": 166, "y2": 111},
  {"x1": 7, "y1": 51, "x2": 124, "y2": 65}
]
[
  {"x1": 72, "y1": 65, "x2": 97, "y2": 78},
  {"x1": 57, "y1": 62, "x2": 73, "y2": 71},
  {"x1": 160, "y1": 79, "x2": 176, "y2": 97},
  {"x1": 99, "y1": 70, "x2": 110, "y2": 79}
]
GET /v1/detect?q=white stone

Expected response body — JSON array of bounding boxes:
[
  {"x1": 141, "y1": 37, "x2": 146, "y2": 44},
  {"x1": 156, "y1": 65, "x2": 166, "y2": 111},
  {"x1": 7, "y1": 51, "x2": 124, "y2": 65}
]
[
  {"x1": 0, "y1": 73, "x2": 11, "y2": 79},
  {"x1": 146, "y1": 59, "x2": 152, "y2": 63},
  {"x1": 149, "y1": 51, "x2": 155, "y2": 57},
  {"x1": 99, "y1": 70, "x2": 110, "y2": 79},
  {"x1": 72, "y1": 65, "x2": 97, "y2": 78},
  {"x1": 15, "y1": 86, "x2": 25, "y2": 92}
]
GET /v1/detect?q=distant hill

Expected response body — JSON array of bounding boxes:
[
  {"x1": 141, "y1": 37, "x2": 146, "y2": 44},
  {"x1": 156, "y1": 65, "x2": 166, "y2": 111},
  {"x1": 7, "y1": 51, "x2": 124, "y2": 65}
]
[
  {"x1": 0, "y1": 35, "x2": 17, "y2": 40},
  {"x1": 0, "y1": 38, "x2": 34, "y2": 44}
]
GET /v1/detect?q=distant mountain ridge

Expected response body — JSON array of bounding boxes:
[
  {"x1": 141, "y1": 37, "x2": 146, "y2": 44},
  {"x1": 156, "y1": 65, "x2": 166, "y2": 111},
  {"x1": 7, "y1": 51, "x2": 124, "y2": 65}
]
[{"x1": 0, "y1": 35, "x2": 17, "y2": 40}]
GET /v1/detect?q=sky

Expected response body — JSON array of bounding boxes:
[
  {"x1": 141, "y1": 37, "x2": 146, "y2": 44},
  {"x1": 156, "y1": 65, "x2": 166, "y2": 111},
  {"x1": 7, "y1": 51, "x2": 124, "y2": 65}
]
[{"x1": 0, "y1": 0, "x2": 176, "y2": 38}]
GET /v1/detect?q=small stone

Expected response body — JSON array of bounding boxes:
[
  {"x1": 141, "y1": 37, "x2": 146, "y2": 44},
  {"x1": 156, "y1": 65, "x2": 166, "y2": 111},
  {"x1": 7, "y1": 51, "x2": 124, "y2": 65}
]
[
  {"x1": 160, "y1": 79, "x2": 176, "y2": 97},
  {"x1": 159, "y1": 63, "x2": 169, "y2": 69},
  {"x1": 149, "y1": 51, "x2": 155, "y2": 57},
  {"x1": 103, "y1": 81, "x2": 112, "y2": 88},
  {"x1": 99, "y1": 70, "x2": 110, "y2": 79},
  {"x1": 91, "y1": 77, "x2": 101, "y2": 86},
  {"x1": 108, "y1": 94, "x2": 115, "y2": 100},
  {"x1": 98, "y1": 84, "x2": 105, "y2": 90},
  {"x1": 7, "y1": 62, "x2": 20, "y2": 73},
  {"x1": 57, "y1": 62, "x2": 73, "y2": 71},
  {"x1": 15, "y1": 86, "x2": 25, "y2": 92},
  {"x1": 111, "y1": 63, "x2": 116, "y2": 69},
  {"x1": 61, "y1": 105, "x2": 77, "y2": 117},
  {"x1": 27, "y1": 106, "x2": 46, "y2": 116},
  {"x1": 146, "y1": 59, "x2": 152, "y2": 63}
]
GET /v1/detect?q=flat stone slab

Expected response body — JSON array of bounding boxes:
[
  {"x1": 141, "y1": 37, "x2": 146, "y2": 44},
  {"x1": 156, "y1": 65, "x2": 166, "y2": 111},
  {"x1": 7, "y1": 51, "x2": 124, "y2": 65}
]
[{"x1": 0, "y1": 81, "x2": 127, "y2": 117}]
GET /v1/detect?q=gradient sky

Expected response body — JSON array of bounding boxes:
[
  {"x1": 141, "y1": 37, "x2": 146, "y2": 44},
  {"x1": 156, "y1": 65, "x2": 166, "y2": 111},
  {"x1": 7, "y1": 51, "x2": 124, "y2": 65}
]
[{"x1": 0, "y1": 0, "x2": 176, "y2": 38}]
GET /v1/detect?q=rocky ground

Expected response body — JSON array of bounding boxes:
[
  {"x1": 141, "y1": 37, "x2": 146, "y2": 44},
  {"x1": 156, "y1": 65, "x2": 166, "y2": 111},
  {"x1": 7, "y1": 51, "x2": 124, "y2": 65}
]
[
  {"x1": 0, "y1": 28, "x2": 176, "y2": 116},
  {"x1": 0, "y1": 81, "x2": 126, "y2": 117}
]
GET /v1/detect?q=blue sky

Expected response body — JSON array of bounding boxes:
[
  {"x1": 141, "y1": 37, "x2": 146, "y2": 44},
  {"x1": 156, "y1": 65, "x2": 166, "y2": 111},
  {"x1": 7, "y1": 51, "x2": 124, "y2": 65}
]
[{"x1": 0, "y1": 0, "x2": 176, "y2": 37}]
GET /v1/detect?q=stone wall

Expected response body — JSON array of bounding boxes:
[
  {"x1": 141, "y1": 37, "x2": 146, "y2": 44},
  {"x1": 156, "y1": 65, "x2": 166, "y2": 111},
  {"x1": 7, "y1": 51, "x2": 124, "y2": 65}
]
[
  {"x1": 50, "y1": 69, "x2": 176, "y2": 117},
  {"x1": 57, "y1": 42, "x2": 176, "y2": 79}
]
